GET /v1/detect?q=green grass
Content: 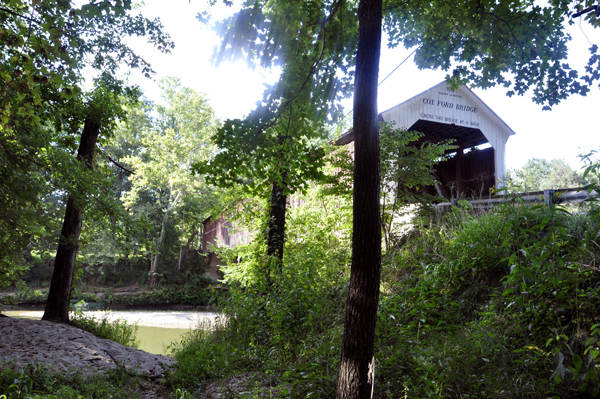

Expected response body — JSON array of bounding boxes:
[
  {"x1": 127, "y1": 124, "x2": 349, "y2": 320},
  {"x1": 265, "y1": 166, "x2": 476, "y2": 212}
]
[
  {"x1": 69, "y1": 310, "x2": 140, "y2": 348},
  {"x1": 0, "y1": 363, "x2": 142, "y2": 399}
]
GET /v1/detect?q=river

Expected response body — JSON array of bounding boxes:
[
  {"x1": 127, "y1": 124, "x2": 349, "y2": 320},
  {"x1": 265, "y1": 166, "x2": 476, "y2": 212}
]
[{"x1": 3, "y1": 310, "x2": 218, "y2": 355}]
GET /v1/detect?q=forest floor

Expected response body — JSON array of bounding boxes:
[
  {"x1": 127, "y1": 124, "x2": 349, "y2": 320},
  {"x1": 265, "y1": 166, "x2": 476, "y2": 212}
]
[{"x1": 0, "y1": 315, "x2": 176, "y2": 398}]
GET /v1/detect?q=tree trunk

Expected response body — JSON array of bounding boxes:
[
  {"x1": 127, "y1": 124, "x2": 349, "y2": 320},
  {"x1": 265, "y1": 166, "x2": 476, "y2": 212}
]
[
  {"x1": 149, "y1": 212, "x2": 168, "y2": 286},
  {"x1": 336, "y1": 0, "x2": 382, "y2": 397},
  {"x1": 177, "y1": 212, "x2": 185, "y2": 269},
  {"x1": 266, "y1": 179, "x2": 287, "y2": 267},
  {"x1": 43, "y1": 119, "x2": 100, "y2": 323},
  {"x1": 174, "y1": 227, "x2": 199, "y2": 269},
  {"x1": 149, "y1": 190, "x2": 181, "y2": 286}
]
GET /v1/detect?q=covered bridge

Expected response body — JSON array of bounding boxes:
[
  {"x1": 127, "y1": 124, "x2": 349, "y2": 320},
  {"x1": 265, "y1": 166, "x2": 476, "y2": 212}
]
[
  {"x1": 336, "y1": 81, "x2": 515, "y2": 198},
  {"x1": 201, "y1": 81, "x2": 516, "y2": 261}
]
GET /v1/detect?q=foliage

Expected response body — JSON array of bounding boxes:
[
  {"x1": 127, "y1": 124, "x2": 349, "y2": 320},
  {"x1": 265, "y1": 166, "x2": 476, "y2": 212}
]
[
  {"x1": 166, "y1": 184, "x2": 600, "y2": 397},
  {"x1": 11, "y1": 288, "x2": 48, "y2": 305},
  {"x1": 15, "y1": 79, "x2": 221, "y2": 291},
  {"x1": 165, "y1": 321, "x2": 245, "y2": 391},
  {"x1": 506, "y1": 157, "x2": 587, "y2": 192},
  {"x1": 0, "y1": 364, "x2": 140, "y2": 399},
  {"x1": 376, "y1": 197, "x2": 600, "y2": 398},
  {"x1": 122, "y1": 77, "x2": 220, "y2": 285},
  {"x1": 196, "y1": 0, "x2": 358, "y2": 194},
  {"x1": 581, "y1": 149, "x2": 600, "y2": 221},
  {"x1": 195, "y1": 0, "x2": 359, "y2": 263},
  {"x1": 69, "y1": 305, "x2": 140, "y2": 348},
  {"x1": 167, "y1": 185, "x2": 352, "y2": 397},
  {"x1": 104, "y1": 286, "x2": 219, "y2": 307},
  {"x1": 0, "y1": 0, "x2": 173, "y2": 288},
  {"x1": 385, "y1": 0, "x2": 599, "y2": 110},
  {"x1": 379, "y1": 122, "x2": 456, "y2": 250}
]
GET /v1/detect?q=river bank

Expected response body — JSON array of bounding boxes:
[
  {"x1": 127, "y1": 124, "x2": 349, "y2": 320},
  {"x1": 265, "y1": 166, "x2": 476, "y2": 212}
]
[
  {"x1": 0, "y1": 315, "x2": 177, "y2": 398},
  {"x1": 4, "y1": 310, "x2": 219, "y2": 329},
  {"x1": 4, "y1": 309, "x2": 220, "y2": 355},
  {"x1": 0, "y1": 282, "x2": 227, "y2": 311}
]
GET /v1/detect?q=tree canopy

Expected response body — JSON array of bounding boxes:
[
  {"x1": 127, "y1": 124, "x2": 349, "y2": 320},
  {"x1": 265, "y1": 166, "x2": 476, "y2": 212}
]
[
  {"x1": 124, "y1": 77, "x2": 220, "y2": 285},
  {"x1": 195, "y1": 0, "x2": 359, "y2": 264},
  {"x1": 384, "y1": 0, "x2": 599, "y2": 109},
  {"x1": 508, "y1": 157, "x2": 587, "y2": 192},
  {"x1": 0, "y1": 0, "x2": 173, "y2": 290}
]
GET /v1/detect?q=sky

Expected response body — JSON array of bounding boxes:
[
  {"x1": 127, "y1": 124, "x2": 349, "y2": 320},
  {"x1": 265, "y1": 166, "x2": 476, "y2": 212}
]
[{"x1": 123, "y1": 1, "x2": 600, "y2": 173}]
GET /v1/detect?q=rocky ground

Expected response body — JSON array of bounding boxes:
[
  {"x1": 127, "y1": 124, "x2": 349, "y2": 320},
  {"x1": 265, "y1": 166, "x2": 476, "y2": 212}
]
[
  {"x1": 0, "y1": 315, "x2": 176, "y2": 398},
  {"x1": 0, "y1": 314, "x2": 281, "y2": 398}
]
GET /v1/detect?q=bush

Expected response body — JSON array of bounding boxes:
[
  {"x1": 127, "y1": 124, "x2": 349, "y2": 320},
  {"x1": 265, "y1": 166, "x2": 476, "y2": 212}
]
[
  {"x1": 168, "y1": 179, "x2": 600, "y2": 397},
  {"x1": 104, "y1": 285, "x2": 219, "y2": 307},
  {"x1": 376, "y1": 198, "x2": 600, "y2": 398},
  {"x1": 12, "y1": 288, "x2": 47, "y2": 305},
  {"x1": 166, "y1": 186, "x2": 352, "y2": 398}
]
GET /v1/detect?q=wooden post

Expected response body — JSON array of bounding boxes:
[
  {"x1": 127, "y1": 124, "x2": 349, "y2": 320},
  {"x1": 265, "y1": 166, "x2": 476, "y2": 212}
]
[{"x1": 455, "y1": 146, "x2": 465, "y2": 198}]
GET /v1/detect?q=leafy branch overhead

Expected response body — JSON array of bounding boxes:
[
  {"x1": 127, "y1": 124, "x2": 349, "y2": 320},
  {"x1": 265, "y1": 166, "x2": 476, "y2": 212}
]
[
  {"x1": 194, "y1": 0, "x2": 359, "y2": 192},
  {"x1": 0, "y1": 0, "x2": 174, "y2": 134},
  {"x1": 384, "y1": 0, "x2": 600, "y2": 110},
  {"x1": 193, "y1": 115, "x2": 328, "y2": 196}
]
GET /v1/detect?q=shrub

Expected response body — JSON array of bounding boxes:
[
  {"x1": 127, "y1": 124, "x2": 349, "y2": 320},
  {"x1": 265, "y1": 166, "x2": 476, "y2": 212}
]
[
  {"x1": 167, "y1": 186, "x2": 352, "y2": 398},
  {"x1": 376, "y1": 198, "x2": 600, "y2": 398}
]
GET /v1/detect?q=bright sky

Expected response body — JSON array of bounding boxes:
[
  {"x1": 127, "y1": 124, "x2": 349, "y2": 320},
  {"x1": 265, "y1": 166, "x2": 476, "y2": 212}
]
[{"x1": 124, "y1": 1, "x2": 600, "y2": 172}]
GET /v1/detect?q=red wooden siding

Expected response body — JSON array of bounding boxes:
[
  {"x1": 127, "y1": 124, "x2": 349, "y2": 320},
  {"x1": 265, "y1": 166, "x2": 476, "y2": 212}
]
[{"x1": 202, "y1": 216, "x2": 249, "y2": 252}]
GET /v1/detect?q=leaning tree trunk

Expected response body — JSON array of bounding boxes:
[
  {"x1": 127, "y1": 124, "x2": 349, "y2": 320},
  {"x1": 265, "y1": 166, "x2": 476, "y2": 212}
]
[
  {"x1": 43, "y1": 119, "x2": 100, "y2": 323},
  {"x1": 336, "y1": 0, "x2": 382, "y2": 398}
]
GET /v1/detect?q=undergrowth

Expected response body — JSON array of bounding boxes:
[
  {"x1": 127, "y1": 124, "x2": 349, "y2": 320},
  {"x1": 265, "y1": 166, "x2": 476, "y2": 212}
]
[
  {"x1": 0, "y1": 364, "x2": 141, "y2": 399},
  {"x1": 166, "y1": 187, "x2": 352, "y2": 398},
  {"x1": 377, "y1": 197, "x2": 600, "y2": 398},
  {"x1": 166, "y1": 176, "x2": 600, "y2": 397},
  {"x1": 14, "y1": 196, "x2": 592, "y2": 398},
  {"x1": 103, "y1": 286, "x2": 220, "y2": 307}
]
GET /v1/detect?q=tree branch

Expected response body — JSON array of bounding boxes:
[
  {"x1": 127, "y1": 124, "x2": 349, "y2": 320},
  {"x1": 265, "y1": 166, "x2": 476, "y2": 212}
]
[
  {"x1": 572, "y1": 5, "x2": 599, "y2": 18},
  {"x1": 106, "y1": 155, "x2": 135, "y2": 175}
]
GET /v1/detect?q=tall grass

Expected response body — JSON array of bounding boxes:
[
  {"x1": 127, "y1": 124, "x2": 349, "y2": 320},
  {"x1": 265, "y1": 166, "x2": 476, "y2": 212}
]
[{"x1": 70, "y1": 310, "x2": 140, "y2": 349}]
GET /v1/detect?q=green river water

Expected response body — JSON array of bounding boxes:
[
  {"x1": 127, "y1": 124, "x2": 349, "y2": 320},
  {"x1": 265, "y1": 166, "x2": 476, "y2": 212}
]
[{"x1": 3, "y1": 310, "x2": 207, "y2": 355}]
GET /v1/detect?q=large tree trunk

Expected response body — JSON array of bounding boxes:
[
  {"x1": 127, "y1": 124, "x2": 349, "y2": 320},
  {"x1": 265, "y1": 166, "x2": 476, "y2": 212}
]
[
  {"x1": 336, "y1": 0, "x2": 382, "y2": 397},
  {"x1": 266, "y1": 180, "x2": 287, "y2": 266},
  {"x1": 43, "y1": 119, "x2": 100, "y2": 323}
]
